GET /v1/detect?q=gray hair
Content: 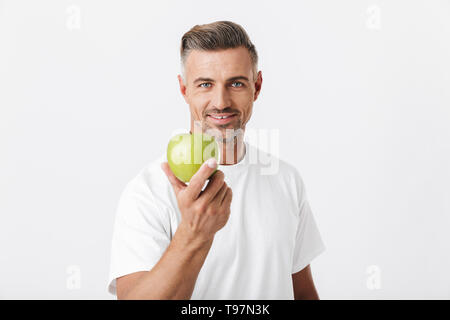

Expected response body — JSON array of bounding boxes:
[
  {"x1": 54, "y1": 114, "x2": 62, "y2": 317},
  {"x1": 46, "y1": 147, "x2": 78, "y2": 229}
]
[{"x1": 180, "y1": 21, "x2": 258, "y2": 83}]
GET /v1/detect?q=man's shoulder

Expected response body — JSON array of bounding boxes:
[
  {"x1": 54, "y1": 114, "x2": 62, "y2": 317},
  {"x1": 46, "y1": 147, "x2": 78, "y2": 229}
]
[
  {"x1": 249, "y1": 143, "x2": 307, "y2": 204},
  {"x1": 248, "y1": 143, "x2": 302, "y2": 181},
  {"x1": 120, "y1": 153, "x2": 172, "y2": 207}
]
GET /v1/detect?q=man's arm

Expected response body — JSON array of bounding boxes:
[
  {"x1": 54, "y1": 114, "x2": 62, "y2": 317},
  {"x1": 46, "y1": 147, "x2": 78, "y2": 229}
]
[
  {"x1": 292, "y1": 264, "x2": 320, "y2": 300},
  {"x1": 116, "y1": 159, "x2": 232, "y2": 300},
  {"x1": 117, "y1": 224, "x2": 212, "y2": 300}
]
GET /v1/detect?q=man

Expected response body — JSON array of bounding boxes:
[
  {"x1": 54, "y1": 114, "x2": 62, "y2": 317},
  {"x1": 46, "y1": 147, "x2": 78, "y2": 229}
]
[{"x1": 108, "y1": 21, "x2": 326, "y2": 299}]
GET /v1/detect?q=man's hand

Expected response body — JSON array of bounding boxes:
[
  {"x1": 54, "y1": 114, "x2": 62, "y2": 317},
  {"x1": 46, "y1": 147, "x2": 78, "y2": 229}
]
[
  {"x1": 117, "y1": 158, "x2": 232, "y2": 300},
  {"x1": 161, "y1": 158, "x2": 233, "y2": 244}
]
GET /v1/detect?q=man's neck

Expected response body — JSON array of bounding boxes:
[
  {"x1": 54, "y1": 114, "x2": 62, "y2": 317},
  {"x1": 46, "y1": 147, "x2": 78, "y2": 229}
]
[
  {"x1": 189, "y1": 129, "x2": 246, "y2": 165},
  {"x1": 219, "y1": 136, "x2": 246, "y2": 165}
]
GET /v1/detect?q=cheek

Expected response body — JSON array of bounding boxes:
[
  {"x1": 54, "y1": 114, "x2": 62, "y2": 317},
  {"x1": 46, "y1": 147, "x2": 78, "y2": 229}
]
[
  {"x1": 191, "y1": 90, "x2": 209, "y2": 103},
  {"x1": 242, "y1": 105, "x2": 253, "y2": 123},
  {"x1": 235, "y1": 92, "x2": 254, "y2": 118},
  {"x1": 188, "y1": 101, "x2": 201, "y2": 115},
  {"x1": 189, "y1": 96, "x2": 209, "y2": 118}
]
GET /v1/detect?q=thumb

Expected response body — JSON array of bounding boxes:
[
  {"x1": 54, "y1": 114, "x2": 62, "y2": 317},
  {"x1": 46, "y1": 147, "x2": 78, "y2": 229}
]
[
  {"x1": 161, "y1": 162, "x2": 186, "y2": 194},
  {"x1": 185, "y1": 157, "x2": 218, "y2": 200}
]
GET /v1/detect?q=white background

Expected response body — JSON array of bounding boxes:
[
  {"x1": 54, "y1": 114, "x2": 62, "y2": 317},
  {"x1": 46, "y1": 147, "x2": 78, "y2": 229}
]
[{"x1": 1, "y1": 0, "x2": 449, "y2": 299}]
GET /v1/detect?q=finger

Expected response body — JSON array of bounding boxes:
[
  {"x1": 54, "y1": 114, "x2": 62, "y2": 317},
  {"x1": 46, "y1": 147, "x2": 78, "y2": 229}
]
[
  {"x1": 185, "y1": 157, "x2": 218, "y2": 200},
  {"x1": 198, "y1": 171, "x2": 225, "y2": 203},
  {"x1": 221, "y1": 187, "x2": 233, "y2": 207},
  {"x1": 161, "y1": 162, "x2": 186, "y2": 194},
  {"x1": 212, "y1": 181, "x2": 228, "y2": 205}
]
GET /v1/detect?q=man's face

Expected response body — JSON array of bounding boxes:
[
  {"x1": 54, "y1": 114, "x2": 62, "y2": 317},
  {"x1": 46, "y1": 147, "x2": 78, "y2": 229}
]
[{"x1": 178, "y1": 46, "x2": 262, "y2": 143}]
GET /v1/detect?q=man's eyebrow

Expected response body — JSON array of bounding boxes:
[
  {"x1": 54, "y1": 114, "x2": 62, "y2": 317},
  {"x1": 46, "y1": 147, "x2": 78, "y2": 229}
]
[
  {"x1": 193, "y1": 77, "x2": 215, "y2": 84},
  {"x1": 193, "y1": 76, "x2": 250, "y2": 84},
  {"x1": 227, "y1": 76, "x2": 250, "y2": 82}
]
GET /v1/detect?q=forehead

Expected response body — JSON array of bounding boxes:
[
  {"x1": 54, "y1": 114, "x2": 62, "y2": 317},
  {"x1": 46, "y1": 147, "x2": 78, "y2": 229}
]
[{"x1": 184, "y1": 47, "x2": 253, "y2": 80}]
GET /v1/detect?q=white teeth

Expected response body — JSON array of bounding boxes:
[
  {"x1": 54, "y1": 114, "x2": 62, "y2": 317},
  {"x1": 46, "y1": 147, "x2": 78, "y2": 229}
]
[{"x1": 211, "y1": 115, "x2": 231, "y2": 119}]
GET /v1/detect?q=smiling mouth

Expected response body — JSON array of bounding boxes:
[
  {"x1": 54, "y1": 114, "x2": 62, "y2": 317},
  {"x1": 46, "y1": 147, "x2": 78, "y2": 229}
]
[{"x1": 206, "y1": 113, "x2": 237, "y2": 124}]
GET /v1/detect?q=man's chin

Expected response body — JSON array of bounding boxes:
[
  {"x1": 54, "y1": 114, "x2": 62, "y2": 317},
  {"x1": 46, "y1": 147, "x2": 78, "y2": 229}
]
[{"x1": 204, "y1": 126, "x2": 243, "y2": 143}]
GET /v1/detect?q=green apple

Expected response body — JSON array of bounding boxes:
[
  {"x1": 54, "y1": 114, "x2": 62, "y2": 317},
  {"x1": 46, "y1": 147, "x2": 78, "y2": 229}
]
[{"x1": 167, "y1": 133, "x2": 219, "y2": 183}]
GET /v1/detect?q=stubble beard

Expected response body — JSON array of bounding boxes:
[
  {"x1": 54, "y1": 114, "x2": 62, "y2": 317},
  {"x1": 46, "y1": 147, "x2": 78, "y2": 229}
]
[{"x1": 199, "y1": 118, "x2": 244, "y2": 144}]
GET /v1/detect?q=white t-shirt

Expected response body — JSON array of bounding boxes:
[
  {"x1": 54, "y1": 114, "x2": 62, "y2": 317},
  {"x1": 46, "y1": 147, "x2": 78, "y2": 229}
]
[{"x1": 108, "y1": 141, "x2": 326, "y2": 299}]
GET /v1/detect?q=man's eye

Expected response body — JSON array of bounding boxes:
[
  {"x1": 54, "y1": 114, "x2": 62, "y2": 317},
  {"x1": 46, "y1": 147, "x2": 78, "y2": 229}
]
[
  {"x1": 231, "y1": 81, "x2": 244, "y2": 88},
  {"x1": 199, "y1": 83, "x2": 212, "y2": 88}
]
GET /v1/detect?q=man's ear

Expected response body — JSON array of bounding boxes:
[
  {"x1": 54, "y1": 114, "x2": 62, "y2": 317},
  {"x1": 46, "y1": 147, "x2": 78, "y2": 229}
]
[
  {"x1": 178, "y1": 74, "x2": 188, "y2": 103},
  {"x1": 253, "y1": 71, "x2": 263, "y2": 101}
]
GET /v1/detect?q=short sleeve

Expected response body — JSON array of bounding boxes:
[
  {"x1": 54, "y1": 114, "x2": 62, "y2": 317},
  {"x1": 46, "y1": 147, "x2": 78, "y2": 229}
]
[
  {"x1": 291, "y1": 170, "x2": 326, "y2": 274},
  {"x1": 107, "y1": 178, "x2": 172, "y2": 296}
]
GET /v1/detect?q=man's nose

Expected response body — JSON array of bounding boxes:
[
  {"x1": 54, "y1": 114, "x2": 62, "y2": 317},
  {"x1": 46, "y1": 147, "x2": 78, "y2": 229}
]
[{"x1": 212, "y1": 86, "x2": 231, "y2": 110}]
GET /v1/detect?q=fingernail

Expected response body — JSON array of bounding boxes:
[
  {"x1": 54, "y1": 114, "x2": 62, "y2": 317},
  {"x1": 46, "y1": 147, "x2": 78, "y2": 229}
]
[{"x1": 206, "y1": 158, "x2": 217, "y2": 169}]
